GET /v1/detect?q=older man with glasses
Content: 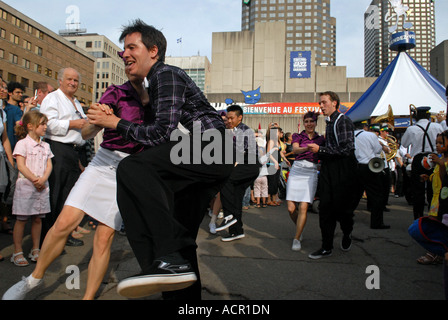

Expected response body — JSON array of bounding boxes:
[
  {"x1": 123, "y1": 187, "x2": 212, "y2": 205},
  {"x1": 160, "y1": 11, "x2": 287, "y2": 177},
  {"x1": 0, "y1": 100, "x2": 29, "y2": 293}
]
[{"x1": 39, "y1": 67, "x2": 89, "y2": 247}]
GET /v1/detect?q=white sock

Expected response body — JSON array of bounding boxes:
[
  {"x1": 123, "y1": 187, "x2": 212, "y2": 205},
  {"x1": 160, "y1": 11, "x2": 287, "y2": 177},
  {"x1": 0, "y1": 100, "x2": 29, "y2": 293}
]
[
  {"x1": 210, "y1": 214, "x2": 217, "y2": 224},
  {"x1": 27, "y1": 275, "x2": 42, "y2": 287}
]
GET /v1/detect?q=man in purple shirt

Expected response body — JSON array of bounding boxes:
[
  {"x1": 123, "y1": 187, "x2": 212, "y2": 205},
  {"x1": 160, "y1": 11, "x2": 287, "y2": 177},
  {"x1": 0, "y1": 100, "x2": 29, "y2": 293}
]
[{"x1": 87, "y1": 20, "x2": 234, "y2": 300}]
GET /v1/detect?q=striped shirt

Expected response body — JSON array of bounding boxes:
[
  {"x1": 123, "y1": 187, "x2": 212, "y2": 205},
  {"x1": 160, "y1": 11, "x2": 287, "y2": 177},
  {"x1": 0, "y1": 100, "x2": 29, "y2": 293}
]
[{"x1": 116, "y1": 61, "x2": 225, "y2": 147}]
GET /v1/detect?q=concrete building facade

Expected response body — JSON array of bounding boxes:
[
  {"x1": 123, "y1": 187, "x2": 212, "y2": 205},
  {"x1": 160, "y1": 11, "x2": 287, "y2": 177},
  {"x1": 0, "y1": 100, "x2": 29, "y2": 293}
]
[
  {"x1": 0, "y1": 1, "x2": 95, "y2": 104},
  {"x1": 242, "y1": 0, "x2": 336, "y2": 67},
  {"x1": 430, "y1": 40, "x2": 448, "y2": 87},
  {"x1": 208, "y1": 21, "x2": 376, "y2": 133}
]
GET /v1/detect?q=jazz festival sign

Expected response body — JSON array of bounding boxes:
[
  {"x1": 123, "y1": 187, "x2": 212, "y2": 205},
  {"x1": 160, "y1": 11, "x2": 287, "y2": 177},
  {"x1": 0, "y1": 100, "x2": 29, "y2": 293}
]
[{"x1": 290, "y1": 51, "x2": 312, "y2": 79}]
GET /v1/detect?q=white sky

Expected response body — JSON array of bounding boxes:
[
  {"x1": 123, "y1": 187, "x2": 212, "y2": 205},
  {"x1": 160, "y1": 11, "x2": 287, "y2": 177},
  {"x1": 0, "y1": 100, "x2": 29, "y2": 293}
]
[{"x1": 3, "y1": 0, "x2": 448, "y2": 78}]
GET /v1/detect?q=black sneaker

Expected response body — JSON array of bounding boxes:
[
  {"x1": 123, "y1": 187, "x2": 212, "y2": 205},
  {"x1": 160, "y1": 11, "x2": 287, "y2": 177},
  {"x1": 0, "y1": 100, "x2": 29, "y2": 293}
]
[
  {"x1": 66, "y1": 235, "x2": 84, "y2": 247},
  {"x1": 308, "y1": 248, "x2": 332, "y2": 260},
  {"x1": 221, "y1": 231, "x2": 245, "y2": 242},
  {"x1": 215, "y1": 215, "x2": 237, "y2": 232},
  {"x1": 117, "y1": 254, "x2": 197, "y2": 298},
  {"x1": 341, "y1": 234, "x2": 352, "y2": 252}
]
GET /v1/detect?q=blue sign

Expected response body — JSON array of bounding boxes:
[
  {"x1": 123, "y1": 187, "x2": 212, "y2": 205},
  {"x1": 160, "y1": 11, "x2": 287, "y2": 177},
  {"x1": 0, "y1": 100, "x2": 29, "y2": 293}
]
[
  {"x1": 389, "y1": 31, "x2": 416, "y2": 52},
  {"x1": 395, "y1": 118, "x2": 411, "y2": 128},
  {"x1": 290, "y1": 51, "x2": 311, "y2": 79}
]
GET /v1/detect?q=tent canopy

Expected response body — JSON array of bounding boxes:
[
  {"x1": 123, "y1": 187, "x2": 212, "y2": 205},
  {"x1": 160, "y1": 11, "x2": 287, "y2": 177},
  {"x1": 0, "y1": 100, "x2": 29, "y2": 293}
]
[{"x1": 346, "y1": 52, "x2": 447, "y2": 123}]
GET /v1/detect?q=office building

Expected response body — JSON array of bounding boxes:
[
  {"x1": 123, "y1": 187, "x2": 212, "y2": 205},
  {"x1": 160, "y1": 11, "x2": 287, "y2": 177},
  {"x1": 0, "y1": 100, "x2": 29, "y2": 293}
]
[
  {"x1": 63, "y1": 33, "x2": 126, "y2": 102},
  {"x1": 364, "y1": 0, "x2": 436, "y2": 77},
  {"x1": 242, "y1": 0, "x2": 336, "y2": 66},
  {"x1": 166, "y1": 56, "x2": 211, "y2": 93},
  {"x1": 430, "y1": 40, "x2": 448, "y2": 86},
  {"x1": 0, "y1": 1, "x2": 95, "y2": 104}
]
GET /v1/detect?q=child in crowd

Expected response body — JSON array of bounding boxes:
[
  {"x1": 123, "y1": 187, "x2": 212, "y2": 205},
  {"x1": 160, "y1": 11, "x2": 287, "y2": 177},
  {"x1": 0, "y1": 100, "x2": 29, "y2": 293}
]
[
  {"x1": 417, "y1": 132, "x2": 448, "y2": 265},
  {"x1": 253, "y1": 173, "x2": 268, "y2": 208},
  {"x1": 10, "y1": 111, "x2": 53, "y2": 267}
]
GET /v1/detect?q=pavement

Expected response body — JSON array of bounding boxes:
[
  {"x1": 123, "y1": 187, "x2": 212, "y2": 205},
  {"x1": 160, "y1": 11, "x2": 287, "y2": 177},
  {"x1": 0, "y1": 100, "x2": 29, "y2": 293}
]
[{"x1": 0, "y1": 195, "x2": 446, "y2": 301}]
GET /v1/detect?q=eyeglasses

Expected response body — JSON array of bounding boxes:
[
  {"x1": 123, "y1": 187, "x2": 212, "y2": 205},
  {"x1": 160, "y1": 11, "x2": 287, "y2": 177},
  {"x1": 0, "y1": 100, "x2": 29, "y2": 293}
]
[{"x1": 75, "y1": 110, "x2": 86, "y2": 120}]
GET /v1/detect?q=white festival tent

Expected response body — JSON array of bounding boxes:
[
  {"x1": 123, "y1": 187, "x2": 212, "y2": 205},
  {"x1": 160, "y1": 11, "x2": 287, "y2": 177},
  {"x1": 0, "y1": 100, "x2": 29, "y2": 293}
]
[{"x1": 346, "y1": 51, "x2": 447, "y2": 124}]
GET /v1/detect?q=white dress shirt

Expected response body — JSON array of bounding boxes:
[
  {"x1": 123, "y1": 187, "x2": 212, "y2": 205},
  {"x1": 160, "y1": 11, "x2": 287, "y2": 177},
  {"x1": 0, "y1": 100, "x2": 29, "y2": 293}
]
[
  {"x1": 354, "y1": 130, "x2": 383, "y2": 165},
  {"x1": 401, "y1": 119, "x2": 443, "y2": 157},
  {"x1": 40, "y1": 88, "x2": 86, "y2": 146}
]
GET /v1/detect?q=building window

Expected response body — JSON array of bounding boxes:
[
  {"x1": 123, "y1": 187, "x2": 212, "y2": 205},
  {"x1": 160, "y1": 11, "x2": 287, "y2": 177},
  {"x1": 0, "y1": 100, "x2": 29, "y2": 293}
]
[
  {"x1": 35, "y1": 46, "x2": 43, "y2": 56},
  {"x1": 0, "y1": 49, "x2": 4, "y2": 59},
  {"x1": 7, "y1": 73, "x2": 17, "y2": 82},
  {"x1": 44, "y1": 68, "x2": 52, "y2": 78},
  {"x1": 9, "y1": 53, "x2": 18, "y2": 64},
  {"x1": 0, "y1": 28, "x2": 5, "y2": 39},
  {"x1": 23, "y1": 40, "x2": 32, "y2": 51},
  {"x1": 22, "y1": 59, "x2": 30, "y2": 69},
  {"x1": 21, "y1": 77, "x2": 29, "y2": 88},
  {"x1": 34, "y1": 64, "x2": 42, "y2": 74},
  {"x1": 10, "y1": 33, "x2": 19, "y2": 44},
  {"x1": 86, "y1": 41, "x2": 93, "y2": 48}
]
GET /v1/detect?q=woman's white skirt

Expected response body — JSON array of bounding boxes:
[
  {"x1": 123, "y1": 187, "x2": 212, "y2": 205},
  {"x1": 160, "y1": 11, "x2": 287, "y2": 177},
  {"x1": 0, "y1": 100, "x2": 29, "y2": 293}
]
[
  {"x1": 286, "y1": 160, "x2": 318, "y2": 204},
  {"x1": 64, "y1": 147, "x2": 130, "y2": 231}
]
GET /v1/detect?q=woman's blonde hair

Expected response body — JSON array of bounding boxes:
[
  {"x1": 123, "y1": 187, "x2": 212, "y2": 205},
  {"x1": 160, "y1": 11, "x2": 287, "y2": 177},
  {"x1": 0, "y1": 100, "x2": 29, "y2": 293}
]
[{"x1": 15, "y1": 110, "x2": 48, "y2": 140}]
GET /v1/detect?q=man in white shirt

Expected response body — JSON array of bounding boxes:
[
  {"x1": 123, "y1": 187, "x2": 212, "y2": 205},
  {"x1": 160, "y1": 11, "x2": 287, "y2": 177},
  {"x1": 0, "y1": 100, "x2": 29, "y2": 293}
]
[
  {"x1": 401, "y1": 106, "x2": 444, "y2": 219},
  {"x1": 40, "y1": 67, "x2": 88, "y2": 246},
  {"x1": 354, "y1": 122, "x2": 389, "y2": 229}
]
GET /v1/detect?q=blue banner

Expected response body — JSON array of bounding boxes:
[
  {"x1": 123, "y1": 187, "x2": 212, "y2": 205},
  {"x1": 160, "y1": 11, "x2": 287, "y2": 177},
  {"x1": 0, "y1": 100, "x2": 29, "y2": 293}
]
[{"x1": 290, "y1": 51, "x2": 311, "y2": 79}]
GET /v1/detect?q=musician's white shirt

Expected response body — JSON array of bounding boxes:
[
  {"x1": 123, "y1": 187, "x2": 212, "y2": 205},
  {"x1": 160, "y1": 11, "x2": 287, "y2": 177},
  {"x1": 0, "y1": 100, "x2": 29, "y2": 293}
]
[
  {"x1": 401, "y1": 119, "x2": 443, "y2": 157},
  {"x1": 354, "y1": 130, "x2": 382, "y2": 165}
]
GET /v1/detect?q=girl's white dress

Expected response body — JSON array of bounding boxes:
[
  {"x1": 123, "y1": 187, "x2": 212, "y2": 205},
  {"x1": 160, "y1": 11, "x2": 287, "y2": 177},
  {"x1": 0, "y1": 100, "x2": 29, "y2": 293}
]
[{"x1": 12, "y1": 135, "x2": 54, "y2": 216}]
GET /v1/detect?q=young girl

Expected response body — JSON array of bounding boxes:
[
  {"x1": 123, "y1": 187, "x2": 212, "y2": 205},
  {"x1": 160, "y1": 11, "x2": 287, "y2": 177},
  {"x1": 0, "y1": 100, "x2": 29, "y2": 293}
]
[{"x1": 10, "y1": 111, "x2": 53, "y2": 267}]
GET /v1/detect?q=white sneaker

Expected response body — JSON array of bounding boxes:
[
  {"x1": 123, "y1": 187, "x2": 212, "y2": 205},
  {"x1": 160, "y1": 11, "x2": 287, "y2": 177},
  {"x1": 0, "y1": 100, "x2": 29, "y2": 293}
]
[
  {"x1": 292, "y1": 239, "x2": 302, "y2": 251},
  {"x1": 209, "y1": 223, "x2": 217, "y2": 234},
  {"x1": 2, "y1": 276, "x2": 42, "y2": 300}
]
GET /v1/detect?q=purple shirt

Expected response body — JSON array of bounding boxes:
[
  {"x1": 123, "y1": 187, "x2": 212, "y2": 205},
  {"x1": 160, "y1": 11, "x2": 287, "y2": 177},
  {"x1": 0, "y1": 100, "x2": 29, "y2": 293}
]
[
  {"x1": 99, "y1": 82, "x2": 146, "y2": 154},
  {"x1": 292, "y1": 131, "x2": 325, "y2": 164}
]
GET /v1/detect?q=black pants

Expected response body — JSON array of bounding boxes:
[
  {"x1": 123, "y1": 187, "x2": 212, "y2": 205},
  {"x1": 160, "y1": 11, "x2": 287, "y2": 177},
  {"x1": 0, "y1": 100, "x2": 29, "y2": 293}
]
[
  {"x1": 116, "y1": 131, "x2": 233, "y2": 300},
  {"x1": 411, "y1": 153, "x2": 433, "y2": 220},
  {"x1": 318, "y1": 154, "x2": 358, "y2": 251},
  {"x1": 381, "y1": 167, "x2": 391, "y2": 208},
  {"x1": 42, "y1": 140, "x2": 82, "y2": 240},
  {"x1": 354, "y1": 164, "x2": 386, "y2": 228},
  {"x1": 220, "y1": 162, "x2": 261, "y2": 234},
  {"x1": 267, "y1": 166, "x2": 280, "y2": 195}
]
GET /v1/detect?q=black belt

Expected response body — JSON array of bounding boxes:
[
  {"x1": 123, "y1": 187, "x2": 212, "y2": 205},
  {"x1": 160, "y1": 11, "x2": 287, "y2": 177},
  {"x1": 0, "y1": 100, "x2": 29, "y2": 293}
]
[{"x1": 46, "y1": 139, "x2": 84, "y2": 151}]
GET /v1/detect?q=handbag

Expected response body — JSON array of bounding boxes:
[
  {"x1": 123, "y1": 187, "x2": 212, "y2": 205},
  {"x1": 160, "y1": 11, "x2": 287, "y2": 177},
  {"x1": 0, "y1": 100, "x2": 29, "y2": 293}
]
[{"x1": 0, "y1": 151, "x2": 8, "y2": 194}]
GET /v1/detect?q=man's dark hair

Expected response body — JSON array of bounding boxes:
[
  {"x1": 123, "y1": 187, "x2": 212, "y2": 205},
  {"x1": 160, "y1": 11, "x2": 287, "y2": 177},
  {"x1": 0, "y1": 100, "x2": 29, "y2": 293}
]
[
  {"x1": 320, "y1": 91, "x2": 340, "y2": 110},
  {"x1": 119, "y1": 19, "x2": 167, "y2": 63},
  {"x1": 7, "y1": 82, "x2": 25, "y2": 94},
  {"x1": 227, "y1": 104, "x2": 244, "y2": 118},
  {"x1": 35, "y1": 81, "x2": 49, "y2": 93}
]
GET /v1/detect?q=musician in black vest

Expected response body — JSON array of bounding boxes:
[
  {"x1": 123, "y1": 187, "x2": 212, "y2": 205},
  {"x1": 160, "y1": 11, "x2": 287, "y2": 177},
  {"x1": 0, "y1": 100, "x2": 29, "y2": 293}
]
[{"x1": 401, "y1": 107, "x2": 443, "y2": 220}]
